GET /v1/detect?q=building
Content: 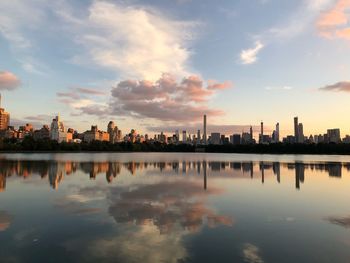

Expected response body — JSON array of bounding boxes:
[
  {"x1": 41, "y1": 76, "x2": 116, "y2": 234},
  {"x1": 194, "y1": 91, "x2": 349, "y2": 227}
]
[
  {"x1": 107, "y1": 121, "x2": 121, "y2": 143},
  {"x1": 210, "y1": 132, "x2": 221, "y2": 145},
  {"x1": 50, "y1": 115, "x2": 67, "y2": 143},
  {"x1": 294, "y1": 117, "x2": 299, "y2": 142},
  {"x1": 84, "y1": 125, "x2": 109, "y2": 143},
  {"x1": 298, "y1": 123, "x2": 304, "y2": 143},
  {"x1": 33, "y1": 125, "x2": 50, "y2": 140},
  {"x1": 230, "y1": 134, "x2": 241, "y2": 145},
  {"x1": 275, "y1": 123, "x2": 280, "y2": 142},
  {"x1": 259, "y1": 121, "x2": 264, "y2": 144},
  {"x1": 0, "y1": 95, "x2": 10, "y2": 131},
  {"x1": 203, "y1": 115, "x2": 207, "y2": 145},
  {"x1": 327, "y1": 129, "x2": 341, "y2": 143},
  {"x1": 182, "y1": 130, "x2": 187, "y2": 143}
]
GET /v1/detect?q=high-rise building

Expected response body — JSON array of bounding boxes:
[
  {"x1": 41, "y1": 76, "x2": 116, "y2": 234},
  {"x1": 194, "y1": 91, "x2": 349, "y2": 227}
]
[
  {"x1": 107, "y1": 121, "x2": 120, "y2": 143},
  {"x1": 50, "y1": 115, "x2": 67, "y2": 143},
  {"x1": 259, "y1": 121, "x2": 264, "y2": 144},
  {"x1": 275, "y1": 122, "x2": 280, "y2": 142},
  {"x1": 210, "y1": 132, "x2": 221, "y2": 145},
  {"x1": 298, "y1": 123, "x2": 304, "y2": 143},
  {"x1": 294, "y1": 117, "x2": 299, "y2": 141},
  {"x1": 0, "y1": 94, "x2": 10, "y2": 131},
  {"x1": 250, "y1": 126, "x2": 253, "y2": 141},
  {"x1": 327, "y1": 129, "x2": 341, "y2": 143},
  {"x1": 197, "y1": 129, "x2": 201, "y2": 144},
  {"x1": 203, "y1": 114, "x2": 207, "y2": 145},
  {"x1": 182, "y1": 130, "x2": 187, "y2": 143}
]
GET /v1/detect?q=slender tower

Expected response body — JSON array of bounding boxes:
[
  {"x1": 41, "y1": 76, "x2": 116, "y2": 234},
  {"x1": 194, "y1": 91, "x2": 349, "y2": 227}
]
[
  {"x1": 250, "y1": 126, "x2": 253, "y2": 141},
  {"x1": 260, "y1": 121, "x2": 264, "y2": 144},
  {"x1": 294, "y1": 117, "x2": 299, "y2": 142},
  {"x1": 203, "y1": 114, "x2": 207, "y2": 145}
]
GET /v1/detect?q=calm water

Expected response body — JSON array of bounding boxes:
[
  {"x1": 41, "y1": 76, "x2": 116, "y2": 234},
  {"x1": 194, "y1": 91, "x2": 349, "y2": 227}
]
[{"x1": 1, "y1": 153, "x2": 350, "y2": 263}]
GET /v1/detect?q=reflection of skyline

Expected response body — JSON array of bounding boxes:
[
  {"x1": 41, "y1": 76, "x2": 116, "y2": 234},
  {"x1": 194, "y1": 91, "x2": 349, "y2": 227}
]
[{"x1": 0, "y1": 159, "x2": 349, "y2": 191}]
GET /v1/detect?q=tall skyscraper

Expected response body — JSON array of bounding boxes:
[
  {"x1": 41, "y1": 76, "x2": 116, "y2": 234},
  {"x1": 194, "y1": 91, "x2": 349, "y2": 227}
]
[
  {"x1": 294, "y1": 117, "x2": 299, "y2": 141},
  {"x1": 259, "y1": 121, "x2": 264, "y2": 144},
  {"x1": 275, "y1": 122, "x2": 280, "y2": 142},
  {"x1": 203, "y1": 114, "x2": 207, "y2": 145},
  {"x1": 197, "y1": 129, "x2": 201, "y2": 144},
  {"x1": 0, "y1": 94, "x2": 10, "y2": 131}
]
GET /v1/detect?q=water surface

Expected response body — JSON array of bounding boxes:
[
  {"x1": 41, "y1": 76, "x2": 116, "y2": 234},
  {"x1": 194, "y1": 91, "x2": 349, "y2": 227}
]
[{"x1": 1, "y1": 153, "x2": 350, "y2": 263}]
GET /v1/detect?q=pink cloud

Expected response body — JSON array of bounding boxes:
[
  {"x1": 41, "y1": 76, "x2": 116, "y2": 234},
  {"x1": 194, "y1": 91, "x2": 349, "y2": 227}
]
[
  {"x1": 110, "y1": 74, "x2": 231, "y2": 122},
  {"x1": 0, "y1": 71, "x2": 21, "y2": 90},
  {"x1": 317, "y1": 0, "x2": 350, "y2": 39}
]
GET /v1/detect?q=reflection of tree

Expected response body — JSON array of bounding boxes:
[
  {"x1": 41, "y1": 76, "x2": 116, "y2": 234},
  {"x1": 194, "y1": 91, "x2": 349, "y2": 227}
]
[{"x1": 108, "y1": 181, "x2": 233, "y2": 234}]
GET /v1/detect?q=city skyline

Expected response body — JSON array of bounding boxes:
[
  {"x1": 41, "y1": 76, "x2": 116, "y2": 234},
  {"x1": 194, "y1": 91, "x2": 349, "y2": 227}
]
[{"x1": 1, "y1": 0, "x2": 350, "y2": 136}]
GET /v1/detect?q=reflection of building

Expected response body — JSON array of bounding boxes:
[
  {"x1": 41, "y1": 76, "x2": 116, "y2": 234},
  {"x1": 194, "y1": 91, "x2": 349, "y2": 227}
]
[
  {"x1": 327, "y1": 163, "x2": 342, "y2": 177},
  {"x1": 48, "y1": 162, "x2": 65, "y2": 190},
  {"x1": 295, "y1": 163, "x2": 305, "y2": 190},
  {"x1": 273, "y1": 162, "x2": 280, "y2": 183},
  {"x1": 0, "y1": 174, "x2": 6, "y2": 192}
]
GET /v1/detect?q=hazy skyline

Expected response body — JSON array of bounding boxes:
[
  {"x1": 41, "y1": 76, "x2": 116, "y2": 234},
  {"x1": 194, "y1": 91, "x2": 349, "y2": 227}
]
[{"x1": 0, "y1": 0, "x2": 350, "y2": 137}]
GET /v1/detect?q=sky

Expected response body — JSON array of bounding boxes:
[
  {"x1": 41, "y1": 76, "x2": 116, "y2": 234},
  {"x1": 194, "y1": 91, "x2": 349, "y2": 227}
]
[{"x1": 0, "y1": 0, "x2": 350, "y2": 138}]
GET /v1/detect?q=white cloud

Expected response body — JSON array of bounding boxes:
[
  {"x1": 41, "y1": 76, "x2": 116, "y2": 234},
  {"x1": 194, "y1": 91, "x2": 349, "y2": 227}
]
[
  {"x1": 59, "y1": 1, "x2": 197, "y2": 80},
  {"x1": 240, "y1": 41, "x2": 264, "y2": 65}
]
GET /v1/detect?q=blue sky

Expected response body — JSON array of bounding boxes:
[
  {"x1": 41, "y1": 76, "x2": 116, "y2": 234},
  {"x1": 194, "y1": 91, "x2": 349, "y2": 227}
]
[{"x1": 0, "y1": 0, "x2": 350, "y2": 137}]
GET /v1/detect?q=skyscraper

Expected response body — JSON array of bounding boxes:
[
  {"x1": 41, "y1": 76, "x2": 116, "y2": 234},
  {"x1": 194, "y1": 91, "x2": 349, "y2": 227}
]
[
  {"x1": 50, "y1": 115, "x2": 67, "y2": 142},
  {"x1": 182, "y1": 130, "x2": 187, "y2": 143},
  {"x1": 298, "y1": 123, "x2": 304, "y2": 143},
  {"x1": 203, "y1": 114, "x2": 207, "y2": 145},
  {"x1": 294, "y1": 117, "x2": 299, "y2": 142},
  {"x1": 275, "y1": 122, "x2": 280, "y2": 142},
  {"x1": 259, "y1": 121, "x2": 264, "y2": 144}
]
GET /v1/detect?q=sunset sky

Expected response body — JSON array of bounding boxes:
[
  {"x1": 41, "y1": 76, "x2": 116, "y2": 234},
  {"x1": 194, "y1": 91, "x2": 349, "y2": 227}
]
[{"x1": 0, "y1": 0, "x2": 350, "y2": 137}]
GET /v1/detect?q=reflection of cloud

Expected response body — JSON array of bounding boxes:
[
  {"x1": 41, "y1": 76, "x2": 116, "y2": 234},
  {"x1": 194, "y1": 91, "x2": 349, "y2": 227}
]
[
  {"x1": 108, "y1": 180, "x2": 233, "y2": 234},
  {"x1": 66, "y1": 224, "x2": 188, "y2": 263},
  {"x1": 0, "y1": 211, "x2": 12, "y2": 231},
  {"x1": 243, "y1": 243, "x2": 264, "y2": 263},
  {"x1": 327, "y1": 215, "x2": 350, "y2": 228}
]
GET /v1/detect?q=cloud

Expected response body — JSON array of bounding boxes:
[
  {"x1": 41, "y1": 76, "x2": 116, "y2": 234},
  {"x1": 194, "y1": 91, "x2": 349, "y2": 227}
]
[
  {"x1": 242, "y1": 243, "x2": 264, "y2": 263},
  {"x1": 316, "y1": 0, "x2": 350, "y2": 39},
  {"x1": 0, "y1": 71, "x2": 21, "y2": 91},
  {"x1": 59, "y1": 1, "x2": 197, "y2": 80},
  {"x1": 240, "y1": 41, "x2": 264, "y2": 65},
  {"x1": 109, "y1": 74, "x2": 231, "y2": 122},
  {"x1": 264, "y1": 86, "x2": 293, "y2": 91},
  {"x1": 319, "y1": 81, "x2": 350, "y2": 92}
]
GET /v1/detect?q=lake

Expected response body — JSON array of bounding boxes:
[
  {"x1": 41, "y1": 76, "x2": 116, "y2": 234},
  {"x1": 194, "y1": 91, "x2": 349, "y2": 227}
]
[{"x1": 1, "y1": 153, "x2": 350, "y2": 263}]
